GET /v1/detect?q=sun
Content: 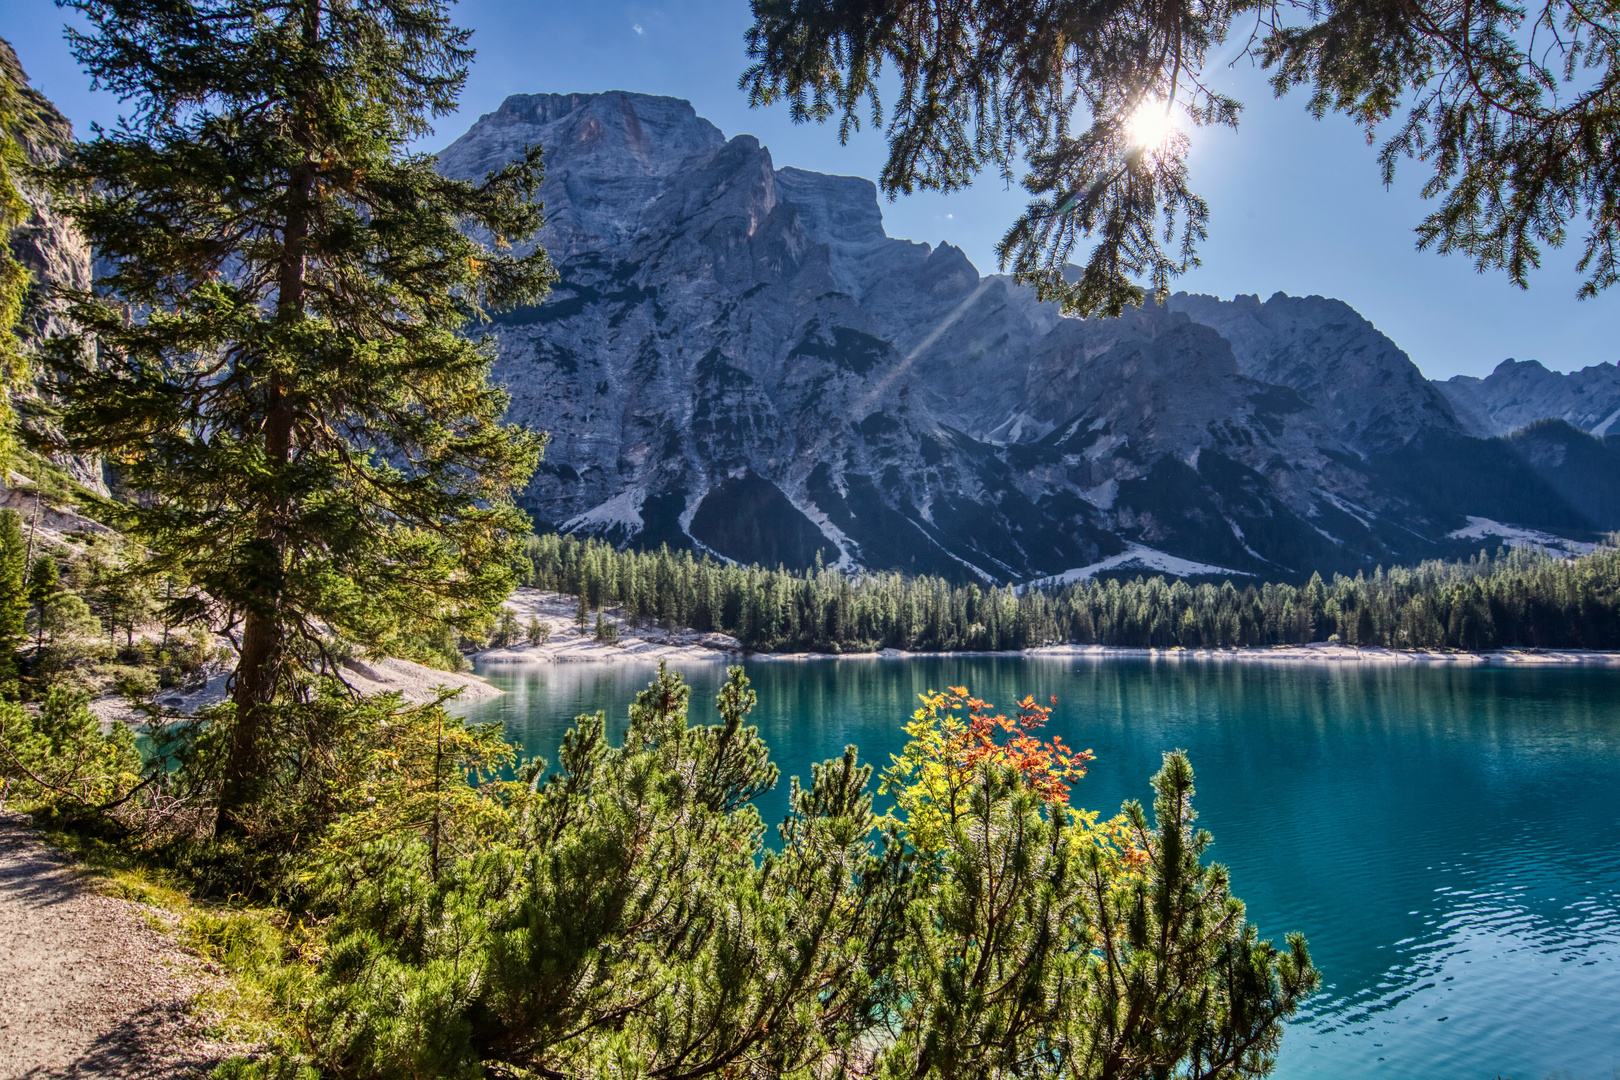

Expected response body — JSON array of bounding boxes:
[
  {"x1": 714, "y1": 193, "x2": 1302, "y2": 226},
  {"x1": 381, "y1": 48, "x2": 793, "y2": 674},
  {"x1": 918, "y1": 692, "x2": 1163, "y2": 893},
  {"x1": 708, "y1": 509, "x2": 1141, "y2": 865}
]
[{"x1": 1126, "y1": 100, "x2": 1179, "y2": 151}]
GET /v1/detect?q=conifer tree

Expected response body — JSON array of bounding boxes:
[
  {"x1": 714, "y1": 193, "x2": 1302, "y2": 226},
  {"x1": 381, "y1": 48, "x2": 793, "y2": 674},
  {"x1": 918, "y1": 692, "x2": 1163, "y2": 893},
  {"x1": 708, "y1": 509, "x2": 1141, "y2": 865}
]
[
  {"x1": 744, "y1": 0, "x2": 1620, "y2": 313},
  {"x1": 491, "y1": 607, "x2": 518, "y2": 648},
  {"x1": 26, "y1": 552, "x2": 57, "y2": 654},
  {"x1": 282, "y1": 664, "x2": 912, "y2": 1078},
  {"x1": 93, "y1": 548, "x2": 156, "y2": 650},
  {"x1": 0, "y1": 509, "x2": 27, "y2": 696},
  {"x1": 0, "y1": 43, "x2": 32, "y2": 465},
  {"x1": 268, "y1": 668, "x2": 1312, "y2": 1079},
  {"x1": 523, "y1": 532, "x2": 1620, "y2": 654},
  {"x1": 43, "y1": 0, "x2": 555, "y2": 831}
]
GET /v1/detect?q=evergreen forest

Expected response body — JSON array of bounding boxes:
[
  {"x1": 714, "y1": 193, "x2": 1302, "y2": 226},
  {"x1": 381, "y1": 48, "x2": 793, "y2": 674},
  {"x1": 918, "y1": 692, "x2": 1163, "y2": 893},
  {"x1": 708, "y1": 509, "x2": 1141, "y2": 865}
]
[
  {"x1": 526, "y1": 533, "x2": 1620, "y2": 654},
  {"x1": 0, "y1": 0, "x2": 1324, "y2": 1071},
  {"x1": 1, "y1": 0, "x2": 1615, "y2": 1075}
]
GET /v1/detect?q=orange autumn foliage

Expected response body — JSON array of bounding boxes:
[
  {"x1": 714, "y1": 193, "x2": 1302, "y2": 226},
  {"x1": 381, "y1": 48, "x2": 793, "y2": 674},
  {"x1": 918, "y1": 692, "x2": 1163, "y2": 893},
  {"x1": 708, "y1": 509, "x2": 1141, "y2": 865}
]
[
  {"x1": 939, "y1": 685, "x2": 1093, "y2": 801},
  {"x1": 881, "y1": 685, "x2": 1097, "y2": 853}
]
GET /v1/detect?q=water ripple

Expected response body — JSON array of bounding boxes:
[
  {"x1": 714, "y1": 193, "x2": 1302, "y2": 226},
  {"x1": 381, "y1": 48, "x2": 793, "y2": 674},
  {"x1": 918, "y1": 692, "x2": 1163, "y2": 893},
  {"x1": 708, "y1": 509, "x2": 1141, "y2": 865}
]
[{"x1": 458, "y1": 656, "x2": 1620, "y2": 1080}]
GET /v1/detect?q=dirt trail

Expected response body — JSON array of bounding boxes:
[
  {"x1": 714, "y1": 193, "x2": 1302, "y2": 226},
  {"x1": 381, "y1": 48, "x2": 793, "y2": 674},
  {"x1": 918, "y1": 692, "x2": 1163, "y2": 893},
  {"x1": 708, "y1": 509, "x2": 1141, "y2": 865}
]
[{"x1": 0, "y1": 815, "x2": 232, "y2": 1079}]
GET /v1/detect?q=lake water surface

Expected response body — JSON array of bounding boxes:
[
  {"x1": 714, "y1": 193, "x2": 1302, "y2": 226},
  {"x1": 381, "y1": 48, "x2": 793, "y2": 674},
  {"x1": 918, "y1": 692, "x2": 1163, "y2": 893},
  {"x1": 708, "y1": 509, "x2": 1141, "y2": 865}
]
[{"x1": 455, "y1": 656, "x2": 1620, "y2": 1080}]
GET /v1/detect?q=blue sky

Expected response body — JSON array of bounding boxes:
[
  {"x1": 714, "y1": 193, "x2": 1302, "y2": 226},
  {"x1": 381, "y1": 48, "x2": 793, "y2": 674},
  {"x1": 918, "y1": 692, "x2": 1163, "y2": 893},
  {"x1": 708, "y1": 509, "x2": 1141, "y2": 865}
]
[{"x1": 3, "y1": 0, "x2": 1614, "y2": 380}]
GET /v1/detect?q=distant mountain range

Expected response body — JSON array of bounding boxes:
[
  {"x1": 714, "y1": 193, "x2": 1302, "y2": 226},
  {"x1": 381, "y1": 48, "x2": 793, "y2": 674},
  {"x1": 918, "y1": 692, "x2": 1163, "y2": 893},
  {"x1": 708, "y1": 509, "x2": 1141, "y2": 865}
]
[
  {"x1": 8, "y1": 60, "x2": 1617, "y2": 585},
  {"x1": 430, "y1": 90, "x2": 1620, "y2": 583},
  {"x1": 1436, "y1": 359, "x2": 1620, "y2": 438}
]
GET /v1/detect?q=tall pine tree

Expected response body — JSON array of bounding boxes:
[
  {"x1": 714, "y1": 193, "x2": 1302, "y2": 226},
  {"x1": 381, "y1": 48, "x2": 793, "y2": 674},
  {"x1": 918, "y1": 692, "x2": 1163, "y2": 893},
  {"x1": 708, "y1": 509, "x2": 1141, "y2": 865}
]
[
  {"x1": 25, "y1": 552, "x2": 58, "y2": 655},
  {"x1": 0, "y1": 42, "x2": 32, "y2": 465},
  {"x1": 0, "y1": 509, "x2": 26, "y2": 696},
  {"x1": 44, "y1": 0, "x2": 554, "y2": 832}
]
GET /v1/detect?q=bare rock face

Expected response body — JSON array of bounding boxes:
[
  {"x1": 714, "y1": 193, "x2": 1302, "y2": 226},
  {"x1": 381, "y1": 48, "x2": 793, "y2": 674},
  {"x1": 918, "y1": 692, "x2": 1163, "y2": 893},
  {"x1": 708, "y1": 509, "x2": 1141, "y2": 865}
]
[
  {"x1": 11, "y1": 58, "x2": 1607, "y2": 580},
  {"x1": 2, "y1": 38, "x2": 91, "y2": 345},
  {"x1": 3, "y1": 37, "x2": 102, "y2": 492},
  {"x1": 1167, "y1": 292, "x2": 1464, "y2": 455},
  {"x1": 1436, "y1": 359, "x2": 1620, "y2": 438},
  {"x1": 433, "y1": 91, "x2": 1616, "y2": 582}
]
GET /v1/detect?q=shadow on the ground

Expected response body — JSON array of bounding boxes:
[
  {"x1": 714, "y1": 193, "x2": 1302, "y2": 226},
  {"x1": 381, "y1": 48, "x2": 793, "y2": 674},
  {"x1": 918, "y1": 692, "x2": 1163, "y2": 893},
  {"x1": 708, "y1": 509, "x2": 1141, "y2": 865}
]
[
  {"x1": 0, "y1": 819, "x2": 88, "y2": 910},
  {"x1": 17, "y1": 999, "x2": 229, "y2": 1080}
]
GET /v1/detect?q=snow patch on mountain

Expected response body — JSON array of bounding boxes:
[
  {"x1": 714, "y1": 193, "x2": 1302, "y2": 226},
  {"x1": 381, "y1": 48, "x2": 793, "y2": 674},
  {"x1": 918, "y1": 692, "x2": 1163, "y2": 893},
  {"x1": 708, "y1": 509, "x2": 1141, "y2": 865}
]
[
  {"x1": 1222, "y1": 517, "x2": 1272, "y2": 565},
  {"x1": 562, "y1": 488, "x2": 645, "y2": 535},
  {"x1": 793, "y1": 499, "x2": 859, "y2": 573},
  {"x1": 1319, "y1": 492, "x2": 1374, "y2": 529},
  {"x1": 1020, "y1": 544, "x2": 1253, "y2": 590},
  {"x1": 678, "y1": 488, "x2": 706, "y2": 538},
  {"x1": 1445, "y1": 516, "x2": 1598, "y2": 557}
]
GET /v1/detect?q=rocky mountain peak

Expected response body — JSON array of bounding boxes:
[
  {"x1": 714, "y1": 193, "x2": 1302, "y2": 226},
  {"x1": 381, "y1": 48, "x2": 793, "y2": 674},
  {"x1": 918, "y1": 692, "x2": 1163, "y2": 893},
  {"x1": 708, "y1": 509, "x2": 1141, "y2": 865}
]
[
  {"x1": 430, "y1": 88, "x2": 1620, "y2": 583},
  {"x1": 1167, "y1": 290, "x2": 1462, "y2": 455},
  {"x1": 437, "y1": 91, "x2": 735, "y2": 260},
  {"x1": 439, "y1": 90, "x2": 725, "y2": 177},
  {"x1": 8, "y1": 56, "x2": 1614, "y2": 583},
  {"x1": 1435, "y1": 356, "x2": 1620, "y2": 437}
]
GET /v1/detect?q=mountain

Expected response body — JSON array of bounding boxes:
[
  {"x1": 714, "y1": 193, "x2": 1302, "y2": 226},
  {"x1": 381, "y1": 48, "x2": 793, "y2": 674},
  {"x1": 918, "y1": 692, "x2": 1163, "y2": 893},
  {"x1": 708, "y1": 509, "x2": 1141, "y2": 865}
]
[
  {"x1": 2, "y1": 37, "x2": 101, "y2": 491},
  {"x1": 434, "y1": 90, "x2": 1620, "y2": 584},
  {"x1": 1165, "y1": 292, "x2": 1461, "y2": 456},
  {"x1": 1436, "y1": 358, "x2": 1620, "y2": 438},
  {"x1": 5, "y1": 68, "x2": 1608, "y2": 584},
  {"x1": 1498, "y1": 419, "x2": 1620, "y2": 528},
  {"x1": 2, "y1": 38, "x2": 89, "y2": 353}
]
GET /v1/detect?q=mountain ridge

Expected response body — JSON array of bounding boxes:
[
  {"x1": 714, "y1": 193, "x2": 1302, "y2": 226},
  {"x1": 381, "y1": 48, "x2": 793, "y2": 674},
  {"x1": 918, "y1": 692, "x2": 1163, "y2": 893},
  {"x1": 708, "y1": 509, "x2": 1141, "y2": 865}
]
[
  {"x1": 9, "y1": 76, "x2": 1616, "y2": 585},
  {"x1": 1436, "y1": 358, "x2": 1620, "y2": 438},
  {"x1": 432, "y1": 89, "x2": 1620, "y2": 583}
]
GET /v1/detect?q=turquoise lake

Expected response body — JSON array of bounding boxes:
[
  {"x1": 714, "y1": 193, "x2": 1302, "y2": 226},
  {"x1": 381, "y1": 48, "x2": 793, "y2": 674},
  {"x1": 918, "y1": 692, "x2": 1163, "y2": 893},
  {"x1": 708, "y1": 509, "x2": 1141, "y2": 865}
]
[{"x1": 454, "y1": 656, "x2": 1620, "y2": 1080}]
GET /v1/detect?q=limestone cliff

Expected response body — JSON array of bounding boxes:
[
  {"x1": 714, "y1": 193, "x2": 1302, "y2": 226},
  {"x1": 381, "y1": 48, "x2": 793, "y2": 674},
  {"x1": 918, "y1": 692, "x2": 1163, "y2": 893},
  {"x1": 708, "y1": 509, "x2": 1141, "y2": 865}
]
[
  {"x1": 2, "y1": 37, "x2": 99, "y2": 492},
  {"x1": 437, "y1": 90, "x2": 1620, "y2": 581}
]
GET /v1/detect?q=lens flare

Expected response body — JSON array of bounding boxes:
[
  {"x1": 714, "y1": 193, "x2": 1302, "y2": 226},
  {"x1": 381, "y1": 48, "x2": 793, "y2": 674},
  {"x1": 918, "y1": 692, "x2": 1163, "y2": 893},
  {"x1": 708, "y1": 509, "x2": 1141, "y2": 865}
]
[{"x1": 1126, "y1": 100, "x2": 1178, "y2": 151}]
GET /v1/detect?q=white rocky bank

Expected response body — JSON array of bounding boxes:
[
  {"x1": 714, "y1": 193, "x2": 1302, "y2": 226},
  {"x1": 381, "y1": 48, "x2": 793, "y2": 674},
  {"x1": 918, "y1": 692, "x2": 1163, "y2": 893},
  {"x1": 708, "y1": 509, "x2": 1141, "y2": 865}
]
[{"x1": 472, "y1": 589, "x2": 743, "y2": 666}]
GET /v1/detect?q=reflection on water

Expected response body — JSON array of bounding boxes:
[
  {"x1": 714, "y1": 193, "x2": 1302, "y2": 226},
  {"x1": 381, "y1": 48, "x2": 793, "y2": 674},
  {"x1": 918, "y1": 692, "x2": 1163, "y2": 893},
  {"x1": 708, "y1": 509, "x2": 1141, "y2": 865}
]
[{"x1": 455, "y1": 656, "x2": 1620, "y2": 1080}]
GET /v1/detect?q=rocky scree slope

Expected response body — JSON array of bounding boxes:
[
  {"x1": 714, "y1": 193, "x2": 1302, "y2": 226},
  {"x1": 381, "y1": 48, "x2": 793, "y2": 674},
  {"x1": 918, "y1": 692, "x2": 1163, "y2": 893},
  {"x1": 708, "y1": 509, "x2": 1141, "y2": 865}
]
[{"x1": 435, "y1": 90, "x2": 1620, "y2": 585}]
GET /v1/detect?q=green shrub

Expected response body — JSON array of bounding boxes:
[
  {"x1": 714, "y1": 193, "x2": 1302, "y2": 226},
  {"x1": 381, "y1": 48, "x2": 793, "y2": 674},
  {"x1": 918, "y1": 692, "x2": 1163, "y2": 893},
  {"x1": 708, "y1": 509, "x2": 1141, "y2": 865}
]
[
  {"x1": 526, "y1": 615, "x2": 548, "y2": 646},
  {"x1": 145, "y1": 689, "x2": 516, "y2": 897},
  {"x1": 231, "y1": 666, "x2": 1316, "y2": 1080},
  {"x1": 6, "y1": 664, "x2": 1319, "y2": 1080},
  {"x1": 0, "y1": 685, "x2": 141, "y2": 814}
]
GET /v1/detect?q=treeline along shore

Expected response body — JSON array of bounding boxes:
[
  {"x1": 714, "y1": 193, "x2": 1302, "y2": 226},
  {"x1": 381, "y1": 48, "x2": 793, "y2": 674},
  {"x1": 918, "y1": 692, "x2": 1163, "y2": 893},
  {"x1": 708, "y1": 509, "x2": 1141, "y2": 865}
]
[{"x1": 524, "y1": 533, "x2": 1620, "y2": 655}]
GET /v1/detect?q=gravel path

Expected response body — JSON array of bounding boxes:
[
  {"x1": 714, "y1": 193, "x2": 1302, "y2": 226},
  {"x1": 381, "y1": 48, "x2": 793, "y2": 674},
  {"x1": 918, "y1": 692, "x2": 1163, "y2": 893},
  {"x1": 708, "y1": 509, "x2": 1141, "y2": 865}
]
[{"x1": 0, "y1": 815, "x2": 233, "y2": 1079}]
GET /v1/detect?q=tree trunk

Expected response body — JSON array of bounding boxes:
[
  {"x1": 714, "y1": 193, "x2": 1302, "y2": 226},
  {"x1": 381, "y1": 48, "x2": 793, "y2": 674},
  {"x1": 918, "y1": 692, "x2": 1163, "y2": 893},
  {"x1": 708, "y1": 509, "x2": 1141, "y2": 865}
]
[
  {"x1": 217, "y1": 589, "x2": 285, "y2": 833},
  {"x1": 215, "y1": 86, "x2": 315, "y2": 833}
]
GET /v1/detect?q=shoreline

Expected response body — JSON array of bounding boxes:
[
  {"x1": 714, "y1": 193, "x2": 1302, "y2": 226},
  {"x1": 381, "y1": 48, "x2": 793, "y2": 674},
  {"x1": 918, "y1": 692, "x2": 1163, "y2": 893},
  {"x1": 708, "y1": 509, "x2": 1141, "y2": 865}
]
[
  {"x1": 752, "y1": 643, "x2": 1620, "y2": 666},
  {"x1": 471, "y1": 588, "x2": 743, "y2": 666},
  {"x1": 473, "y1": 596, "x2": 1620, "y2": 669},
  {"x1": 90, "y1": 653, "x2": 502, "y2": 726},
  {"x1": 1026, "y1": 643, "x2": 1620, "y2": 666}
]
